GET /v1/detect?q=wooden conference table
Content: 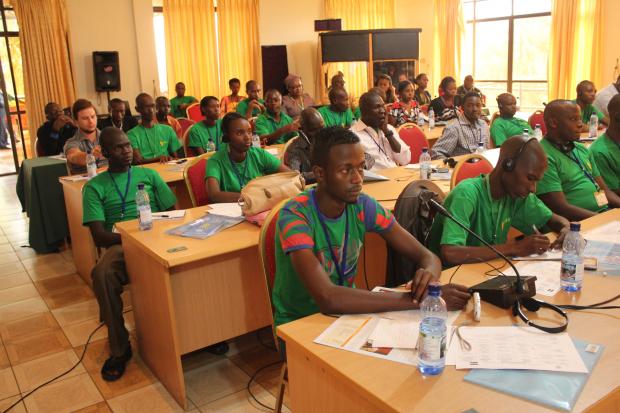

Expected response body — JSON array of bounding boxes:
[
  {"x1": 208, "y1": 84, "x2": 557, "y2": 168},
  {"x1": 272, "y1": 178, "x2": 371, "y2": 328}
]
[{"x1": 278, "y1": 210, "x2": 620, "y2": 413}]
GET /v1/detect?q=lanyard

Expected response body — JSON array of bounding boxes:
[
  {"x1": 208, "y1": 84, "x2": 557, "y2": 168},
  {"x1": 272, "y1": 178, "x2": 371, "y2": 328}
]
[
  {"x1": 228, "y1": 152, "x2": 249, "y2": 189},
  {"x1": 486, "y1": 176, "x2": 505, "y2": 242},
  {"x1": 365, "y1": 129, "x2": 389, "y2": 158},
  {"x1": 311, "y1": 190, "x2": 350, "y2": 286},
  {"x1": 458, "y1": 120, "x2": 483, "y2": 152},
  {"x1": 143, "y1": 126, "x2": 161, "y2": 157},
  {"x1": 108, "y1": 167, "x2": 132, "y2": 219},
  {"x1": 564, "y1": 150, "x2": 599, "y2": 189}
]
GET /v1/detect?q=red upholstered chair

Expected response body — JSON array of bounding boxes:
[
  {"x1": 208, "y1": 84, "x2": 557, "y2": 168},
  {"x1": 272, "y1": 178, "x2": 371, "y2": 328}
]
[
  {"x1": 183, "y1": 153, "x2": 211, "y2": 207},
  {"x1": 396, "y1": 122, "x2": 429, "y2": 164},
  {"x1": 182, "y1": 124, "x2": 197, "y2": 158},
  {"x1": 450, "y1": 154, "x2": 494, "y2": 190},
  {"x1": 528, "y1": 110, "x2": 547, "y2": 135},
  {"x1": 177, "y1": 117, "x2": 195, "y2": 140},
  {"x1": 258, "y1": 200, "x2": 289, "y2": 413},
  {"x1": 186, "y1": 103, "x2": 204, "y2": 123}
]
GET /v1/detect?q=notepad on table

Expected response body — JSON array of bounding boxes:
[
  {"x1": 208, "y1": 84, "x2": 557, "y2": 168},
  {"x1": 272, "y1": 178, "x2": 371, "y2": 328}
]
[{"x1": 152, "y1": 210, "x2": 186, "y2": 220}]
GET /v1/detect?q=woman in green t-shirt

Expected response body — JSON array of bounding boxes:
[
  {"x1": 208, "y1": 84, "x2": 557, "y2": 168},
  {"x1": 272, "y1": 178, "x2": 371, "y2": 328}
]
[{"x1": 206, "y1": 112, "x2": 290, "y2": 203}]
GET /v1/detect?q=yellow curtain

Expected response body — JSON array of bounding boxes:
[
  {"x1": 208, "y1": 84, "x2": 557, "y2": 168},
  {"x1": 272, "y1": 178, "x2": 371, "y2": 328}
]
[
  {"x1": 217, "y1": 0, "x2": 261, "y2": 98},
  {"x1": 432, "y1": 0, "x2": 464, "y2": 96},
  {"x1": 324, "y1": 0, "x2": 395, "y2": 103},
  {"x1": 9, "y1": 0, "x2": 75, "y2": 156},
  {"x1": 548, "y1": 0, "x2": 603, "y2": 100},
  {"x1": 163, "y1": 0, "x2": 219, "y2": 100}
]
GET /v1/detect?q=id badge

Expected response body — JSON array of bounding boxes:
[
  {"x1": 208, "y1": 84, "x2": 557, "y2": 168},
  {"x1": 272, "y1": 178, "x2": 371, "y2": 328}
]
[{"x1": 594, "y1": 190, "x2": 608, "y2": 207}]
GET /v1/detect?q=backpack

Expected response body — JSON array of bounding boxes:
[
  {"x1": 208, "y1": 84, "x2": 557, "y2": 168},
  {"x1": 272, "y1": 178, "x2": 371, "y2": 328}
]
[{"x1": 385, "y1": 180, "x2": 445, "y2": 287}]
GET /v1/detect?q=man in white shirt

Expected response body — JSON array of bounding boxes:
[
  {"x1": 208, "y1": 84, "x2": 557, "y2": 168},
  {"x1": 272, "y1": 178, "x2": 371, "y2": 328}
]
[
  {"x1": 351, "y1": 92, "x2": 410, "y2": 170},
  {"x1": 593, "y1": 75, "x2": 620, "y2": 117}
]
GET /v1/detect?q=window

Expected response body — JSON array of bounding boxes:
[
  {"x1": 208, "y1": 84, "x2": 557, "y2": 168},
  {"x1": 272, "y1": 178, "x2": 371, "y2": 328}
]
[
  {"x1": 462, "y1": 0, "x2": 552, "y2": 114},
  {"x1": 153, "y1": 10, "x2": 167, "y2": 95}
]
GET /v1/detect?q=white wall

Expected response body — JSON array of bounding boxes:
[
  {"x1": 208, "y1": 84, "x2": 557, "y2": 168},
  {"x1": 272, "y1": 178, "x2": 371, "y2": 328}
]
[
  {"x1": 258, "y1": 0, "x2": 324, "y2": 99},
  {"x1": 394, "y1": 0, "x2": 434, "y2": 88},
  {"x1": 65, "y1": 0, "x2": 159, "y2": 114}
]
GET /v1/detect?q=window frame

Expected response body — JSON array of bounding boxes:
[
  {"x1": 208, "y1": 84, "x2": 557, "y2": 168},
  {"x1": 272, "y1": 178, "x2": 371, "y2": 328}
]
[{"x1": 464, "y1": 0, "x2": 551, "y2": 92}]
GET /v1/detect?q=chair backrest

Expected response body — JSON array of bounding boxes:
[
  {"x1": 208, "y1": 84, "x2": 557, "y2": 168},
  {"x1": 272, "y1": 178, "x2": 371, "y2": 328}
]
[
  {"x1": 258, "y1": 199, "x2": 288, "y2": 350},
  {"x1": 450, "y1": 154, "x2": 494, "y2": 190},
  {"x1": 183, "y1": 124, "x2": 196, "y2": 158},
  {"x1": 281, "y1": 136, "x2": 298, "y2": 162},
  {"x1": 490, "y1": 111, "x2": 500, "y2": 127},
  {"x1": 35, "y1": 138, "x2": 45, "y2": 157},
  {"x1": 397, "y1": 123, "x2": 429, "y2": 164},
  {"x1": 186, "y1": 103, "x2": 204, "y2": 123},
  {"x1": 183, "y1": 153, "x2": 211, "y2": 207},
  {"x1": 528, "y1": 110, "x2": 546, "y2": 135},
  {"x1": 177, "y1": 117, "x2": 195, "y2": 139}
]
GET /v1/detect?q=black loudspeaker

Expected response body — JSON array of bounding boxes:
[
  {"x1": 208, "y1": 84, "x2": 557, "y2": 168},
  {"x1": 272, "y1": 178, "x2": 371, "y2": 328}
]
[
  {"x1": 315, "y1": 19, "x2": 341, "y2": 32},
  {"x1": 93, "y1": 51, "x2": 121, "y2": 92},
  {"x1": 261, "y1": 45, "x2": 288, "y2": 96}
]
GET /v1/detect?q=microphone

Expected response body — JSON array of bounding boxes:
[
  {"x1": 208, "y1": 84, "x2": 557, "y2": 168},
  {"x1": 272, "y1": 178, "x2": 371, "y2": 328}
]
[{"x1": 429, "y1": 198, "x2": 536, "y2": 308}]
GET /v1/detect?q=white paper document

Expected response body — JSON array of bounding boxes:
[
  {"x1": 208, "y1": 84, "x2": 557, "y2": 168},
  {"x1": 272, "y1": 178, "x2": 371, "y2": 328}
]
[
  {"x1": 513, "y1": 249, "x2": 562, "y2": 261},
  {"x1": 60, "y1": 175, "x2": 89, "y2": 182},
  {"x1": 266, "y1": 148, "x2": 279, "y2": 155},
  {"x1": 152, "y1": 210, "x2": 186, "y2": 220},
  {"x1": 404, "y1": 163, "x2": 420, "y2": 170},
  {"x1": 452, "y1": 326, "x2": 588, "y2": 373},
  {"x1": 364, "y1": 170, "x2": 390, "y2": 182},
  {"x1": 314, "y1": 309, "x2": 460, "y2": 366},
  {"x1": 430, "y1": 171, "x2": 452, "y2": 180},
  {"x1": 583, "y1": 221, "x2": 620, "y2": 244},
  {"x1": 503, "y1": 261, "x2": 561, "y2": 297},
  {"x1": 207, "y1": 202, "x2": 243, "y2": 218}
]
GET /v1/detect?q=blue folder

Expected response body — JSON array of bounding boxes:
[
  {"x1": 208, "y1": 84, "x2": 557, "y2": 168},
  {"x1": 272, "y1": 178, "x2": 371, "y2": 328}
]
[{"x1": 463, "y1": 338, "x2": 604, "y2": 411}]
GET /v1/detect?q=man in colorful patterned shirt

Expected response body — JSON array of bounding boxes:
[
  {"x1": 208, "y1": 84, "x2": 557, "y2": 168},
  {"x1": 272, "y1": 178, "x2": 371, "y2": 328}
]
[{"x1": 272, "y1": 126, "x2": 470, "y2": 331}]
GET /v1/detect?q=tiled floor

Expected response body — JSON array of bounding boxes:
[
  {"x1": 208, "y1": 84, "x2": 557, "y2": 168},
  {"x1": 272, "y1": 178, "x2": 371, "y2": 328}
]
[{"x1": 0, "y1": 174, "x2": 290, "y2": 413}]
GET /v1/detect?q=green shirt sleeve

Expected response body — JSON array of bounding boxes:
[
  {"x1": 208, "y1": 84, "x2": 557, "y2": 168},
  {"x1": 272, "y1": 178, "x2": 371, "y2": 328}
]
[
  {"x1": 254, "y1": 115, "x2": 271, "y2": 137},
  {"x1": 148, "y1": 169, "x2": 177, "y2": 210},
  {"x1": 490, "y1": 121, "x2": 508, "y2": 147},
  {"x1": 236, "y1": 100, "x2": 248, "y2": 116},
  {"x1": 206, "y1": 155, "x2": 223, "y2": 183},
  {"x1": 127, "y1": 128, "x2": 139, "y2": 149},
  {"x1": 82, "y1": 184, "x2": 105, "y2": 225},
  {"x1": 258, "y1": 148, "x2": 281, "y2": 173},
  {"x1": 590, "y1": 145, "x2": 620, "y2": 190},
  {"x1": 187, "y1": 125, "x2": 203, "y2": 149},
  {"x1": 439, "y1": 188, "x2": 476, "y2": 246},
  {"x1": 511, "y1": 194, "x2": 553, "y2": 235}
]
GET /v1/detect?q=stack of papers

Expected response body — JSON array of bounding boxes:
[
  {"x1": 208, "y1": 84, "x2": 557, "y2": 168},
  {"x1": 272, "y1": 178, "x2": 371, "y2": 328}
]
[
  {"x1": 584, "y1": 221, "x2": 620, "y2": 244},
  {"x1": 60, "y1": 175, "x2": 90, "y2": 182},
  {"x1": 266, "y1": 148, "x2": 279, "y2": 155},
  {"x1": 207, "y1": 203, "x2": 243, "y2": 218},
  {"x1": 503, "y1": 261, "x2": 561, "y2": 296},
  {"x1": 364, "y1": 170, "x2": 390, "y2": 182},
  {"x1": 314, "y1": 308, "x2": 460, "y2": 366},
  {"x1": 446, "y1": 326, "x2": 587, "y2": 373}
]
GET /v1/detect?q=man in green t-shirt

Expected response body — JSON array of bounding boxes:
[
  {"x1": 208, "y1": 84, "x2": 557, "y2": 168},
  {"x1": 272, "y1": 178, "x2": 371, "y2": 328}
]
[
  {"x1": 254, "y1": 89, "x2": 299, "y2": 145},
  {"x1": 82, "y1": 127, "x2": 178, "y2": 381},
  {"x1": 318, "y1": 87, "x2": 354, "y2": 128},
  {"x1": 428, "y1": 136, "x2": 570, "y2": 267},
  {"x1": 205, "y1": 112, "x2": 290, "y2": 203},
  {"x1": 490, "y1": 93, "x2": 532, "y2": 147},
  {"x1": 272, "y1": 126, "x2": 470, "y2": 330},
  {"x1": 187, "y1": 96, "x2": 223, "y2": 155},
  {"x1": 589, "y1": 94, "x2": 620, "y2": 195},
  {"x1": 170, "y1": 82, "x2": 197, "y2": 118},
  {"x1": 236, "y1": 80, "x2": 265, "y2": 119},
  {"x1": 127, "y1": 93, "x2": 182, "y2": 164},
  {"x1": 536, "y1": 100, "x2": 620, "y2": 221},
  {"x1": 574, "y1": 80, "x2": 609, "y2": 130}
]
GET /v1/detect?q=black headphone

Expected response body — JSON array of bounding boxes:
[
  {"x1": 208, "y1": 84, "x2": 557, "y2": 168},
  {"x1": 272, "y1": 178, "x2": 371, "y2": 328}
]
[
  {"x1": 502, "y1": 137, "x2": 537, "y2": 172},
  {"x1": 512, "y1": 297, "x2": 568, "y2": 334},
  {"x1": 550, "y1": 140, "x2": 576, "y2": 154}
]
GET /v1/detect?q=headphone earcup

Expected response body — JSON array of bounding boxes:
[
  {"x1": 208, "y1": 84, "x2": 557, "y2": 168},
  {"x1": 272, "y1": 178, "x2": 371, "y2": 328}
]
[
  {"x1": 523, "y1": 297, "x2": 542, "y2": 312},
  {"x1": 503, "y1": 158, "x2": 514, "y2": 172}
]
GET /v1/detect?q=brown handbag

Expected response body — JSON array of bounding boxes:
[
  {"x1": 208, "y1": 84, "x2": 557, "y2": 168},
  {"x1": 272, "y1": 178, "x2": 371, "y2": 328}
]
[{"x1": 239, "y1": 171, "x2": 305, "y2": 216}]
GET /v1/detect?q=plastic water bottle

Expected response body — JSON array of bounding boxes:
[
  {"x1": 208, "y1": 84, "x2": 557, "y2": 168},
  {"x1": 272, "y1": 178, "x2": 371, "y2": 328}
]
[
  {"x1": 419, "y1": 147, "x2": 431, "y2": 180},
  {"x1": 207, "y1": 139, "x2": 216, "y2": 152},
  {"x1": 86, "y1": 150, "x2": 97, "y2": 178},
  {"x1": 252, "y1": 133, "x2": 261, "y2": 148},
  {"x1": 428, "y1": 108, "x2": 435, "y2": 130},
  {"x1": 418, "y1": 282, "x2": 447, "y2": 375},
  {"x1": 534, "y1": 124, "x2": 543, "y2": 140},
  {"x1": 522, "y1": 128, "x2": 530, "y2": 139},
  {"x1": 589, "y1": 114, "x2": 598, "y2": 138},
  {"x1": 560, "y1": 222, "x2": 586, "y2": 292},
  {"x1": 417, "y1": 112, "x2": 425, "y2": 128},
  {"x1": 135, "y1": 183, "x2": 153, "y2": 231},
  {"x1": 475, "y1": 141, "x2": 485, "y2": 154}
]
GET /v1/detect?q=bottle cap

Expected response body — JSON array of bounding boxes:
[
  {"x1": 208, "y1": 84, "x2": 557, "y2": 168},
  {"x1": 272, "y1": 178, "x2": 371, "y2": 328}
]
[
  {"x1": 422, "y1": 147, "x2": 428, "y2": 153},
  {"x1": 535, "y1": 124, "x2": 540, "y2": 127},
  {"x1": 137, "y1": 183, "x2": 145, "y2": 190},
  {"x1": 427, "y1": 282, "x2": 442, "y2": 296},
  {"x1": 570, "y1": 222, "x2": 581, "y2": 231}
]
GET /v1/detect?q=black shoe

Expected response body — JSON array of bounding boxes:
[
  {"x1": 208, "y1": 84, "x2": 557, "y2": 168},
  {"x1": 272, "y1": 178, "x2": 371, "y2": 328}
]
[
  {"x1": 101, "y1": 345, "x2": 132, "y2": 381},
  {"x1": 206, "y1": 341, "x2": 229, "y2": 355}
]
